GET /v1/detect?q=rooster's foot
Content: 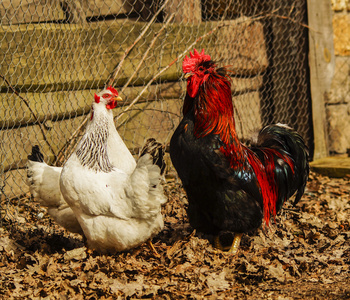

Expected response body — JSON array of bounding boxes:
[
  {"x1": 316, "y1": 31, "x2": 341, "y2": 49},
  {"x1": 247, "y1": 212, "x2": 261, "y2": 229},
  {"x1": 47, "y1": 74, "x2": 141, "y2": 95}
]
[
  {"x1": 228, "y1": 233, "x2": 243, "y2": 255},
  {"x1": 214, "y1": 233, "x2": 243, "y2": 255},
  {"x1": 214, "y1": 236, "x2": 231, "y2": 251}
]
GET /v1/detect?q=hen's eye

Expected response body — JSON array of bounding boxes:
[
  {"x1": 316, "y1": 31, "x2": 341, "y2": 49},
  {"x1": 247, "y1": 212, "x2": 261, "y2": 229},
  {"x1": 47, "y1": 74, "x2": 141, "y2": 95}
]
[{"x1": 102, "y1": 94, "x2": 110, "y2": 99}]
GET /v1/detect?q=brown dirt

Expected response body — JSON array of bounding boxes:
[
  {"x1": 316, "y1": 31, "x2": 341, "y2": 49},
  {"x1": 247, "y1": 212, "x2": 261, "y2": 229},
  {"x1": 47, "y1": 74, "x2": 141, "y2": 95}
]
[{"x1": 0, "y1": 171, "x2": 349, "y2": 299}]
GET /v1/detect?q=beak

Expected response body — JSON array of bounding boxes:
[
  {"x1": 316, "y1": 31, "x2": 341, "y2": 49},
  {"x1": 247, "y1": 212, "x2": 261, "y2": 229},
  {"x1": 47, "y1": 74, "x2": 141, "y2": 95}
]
[
  {"x1": 184, "y1": 73, "x2": 192, "y2": 79},
  {"x1": 114, "y1": 96, "x2": 123, "y2": 102}
]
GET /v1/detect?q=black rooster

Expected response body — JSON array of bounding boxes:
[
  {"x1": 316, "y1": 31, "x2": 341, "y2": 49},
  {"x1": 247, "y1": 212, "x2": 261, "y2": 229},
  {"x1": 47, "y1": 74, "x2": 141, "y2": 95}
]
[{"x1": 170, "y1": 49, "x2": 309, "y2": 254}]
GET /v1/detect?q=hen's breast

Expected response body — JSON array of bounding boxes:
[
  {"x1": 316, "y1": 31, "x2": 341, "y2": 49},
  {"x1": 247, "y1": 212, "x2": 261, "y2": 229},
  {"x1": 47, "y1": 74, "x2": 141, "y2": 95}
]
[{"x1": 107, "y1": 130, "x2": 136, "y2": 175}]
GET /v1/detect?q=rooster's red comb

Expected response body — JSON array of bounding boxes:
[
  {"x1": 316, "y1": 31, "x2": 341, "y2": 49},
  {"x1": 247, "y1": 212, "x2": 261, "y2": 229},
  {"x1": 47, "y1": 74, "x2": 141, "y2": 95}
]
[
  {"x1": 107, "y1": 86, "x2": 118, "y2": 95},
  {"x1": 182, "y1": 49, "x2": 211, "y2": 73}
]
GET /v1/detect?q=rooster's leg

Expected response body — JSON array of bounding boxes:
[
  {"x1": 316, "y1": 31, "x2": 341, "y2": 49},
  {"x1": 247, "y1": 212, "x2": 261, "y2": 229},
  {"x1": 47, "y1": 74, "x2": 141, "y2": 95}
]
[
  {"x1": 147, "y1": 240, "x2": 160, "y2": 257},
  {"x1": 228, "y1": 233, "x2": 243, "y2": 255},
  {"x1": 214, "y1": 236, "x2": 231, "y2": 251}
]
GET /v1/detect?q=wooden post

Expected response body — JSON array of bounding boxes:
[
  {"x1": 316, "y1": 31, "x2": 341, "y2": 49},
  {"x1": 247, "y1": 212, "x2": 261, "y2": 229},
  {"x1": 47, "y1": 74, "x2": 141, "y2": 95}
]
[
  {"x1": 164, "y1": 0, "x2": 201, "y2": 24},
  {"x1": 307, "y1": 0, "x2": 334, "y2": 160}
]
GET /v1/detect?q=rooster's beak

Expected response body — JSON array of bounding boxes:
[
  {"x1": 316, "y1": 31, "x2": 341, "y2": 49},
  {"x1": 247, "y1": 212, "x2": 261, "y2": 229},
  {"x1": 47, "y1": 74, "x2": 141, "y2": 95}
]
[{"x1": 184, "y1": 73, "x2": 192, "y2": 79}]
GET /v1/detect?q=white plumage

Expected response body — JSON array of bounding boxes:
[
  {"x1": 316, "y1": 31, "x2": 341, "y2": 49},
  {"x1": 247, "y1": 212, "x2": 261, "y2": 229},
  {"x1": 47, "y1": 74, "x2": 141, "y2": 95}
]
[
  {"x1": 27, "y1": 87, "x2": 166, "y2": 253},
  {"x1": 26, "y1": 159, "x2": 83, "y2": 234}
]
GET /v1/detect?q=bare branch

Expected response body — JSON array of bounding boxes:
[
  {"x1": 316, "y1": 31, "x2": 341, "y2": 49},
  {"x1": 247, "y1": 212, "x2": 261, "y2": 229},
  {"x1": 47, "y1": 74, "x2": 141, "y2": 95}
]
[
  {"x1": 55, "y1": 9, "x2": 307, "y2": 165},
  {"x1": 0, "y1": 74, "x2": 57, "y2": 160},
  {"x1": 107, "y1": 0, "x2": 172, "y2": 86},
  {"x1": 120, "y1": 13, "x2": 175, "y2": 94}
]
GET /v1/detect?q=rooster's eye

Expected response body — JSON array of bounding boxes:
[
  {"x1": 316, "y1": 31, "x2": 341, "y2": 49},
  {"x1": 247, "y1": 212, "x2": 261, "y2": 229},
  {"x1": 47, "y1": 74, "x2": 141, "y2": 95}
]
[{"x1": 102, "y1": 94, "x2": 110, "y2": 99}]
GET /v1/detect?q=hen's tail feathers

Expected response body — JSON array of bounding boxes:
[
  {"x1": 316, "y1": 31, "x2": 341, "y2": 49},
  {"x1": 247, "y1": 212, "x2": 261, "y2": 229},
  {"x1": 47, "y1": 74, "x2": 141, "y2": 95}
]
[
  {"x1": 139, "y1": 138, "x2": 166, "y2": 175},
  {"x1": 257, "y1": 124, "x2": 310, "y2": 207},
  {"x1": 28, "y1": 145, "x2": 44, "y2": 162}
]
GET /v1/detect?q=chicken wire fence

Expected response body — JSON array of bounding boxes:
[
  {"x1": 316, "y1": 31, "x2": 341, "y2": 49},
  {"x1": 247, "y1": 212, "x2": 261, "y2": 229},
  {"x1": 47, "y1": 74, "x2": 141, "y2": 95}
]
[{"x1": 0, "y1": 0, "x2": 312, "y2": 226}]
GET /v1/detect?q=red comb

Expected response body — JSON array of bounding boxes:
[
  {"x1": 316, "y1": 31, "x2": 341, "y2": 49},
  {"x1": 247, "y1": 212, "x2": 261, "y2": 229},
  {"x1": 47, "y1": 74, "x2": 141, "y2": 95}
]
[
  {"x1": 182, "y1": 49, "x2": 211, "y2": 73},
  {"x1": 107, "y1": 86, "x2": 118, "y2": 95}
]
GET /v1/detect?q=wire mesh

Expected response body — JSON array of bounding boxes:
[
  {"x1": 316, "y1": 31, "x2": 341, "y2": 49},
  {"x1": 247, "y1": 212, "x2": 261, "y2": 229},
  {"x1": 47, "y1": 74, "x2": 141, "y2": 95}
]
[
  {"x1": 326, "y1": 4, "x2": 350, "y2": 154},
  {"x1": 0, "y1": 0, "x2": 312, "y2": 226}
]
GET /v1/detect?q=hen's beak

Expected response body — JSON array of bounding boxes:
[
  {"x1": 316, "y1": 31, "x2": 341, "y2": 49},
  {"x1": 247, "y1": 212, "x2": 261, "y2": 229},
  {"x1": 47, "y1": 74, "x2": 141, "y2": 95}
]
[
  {"x1": 114, "y1": 96, "x2": 123, "y2": 102},
  {"x1": 184, "y1": 73, "x2": 192, "y2": 79}
]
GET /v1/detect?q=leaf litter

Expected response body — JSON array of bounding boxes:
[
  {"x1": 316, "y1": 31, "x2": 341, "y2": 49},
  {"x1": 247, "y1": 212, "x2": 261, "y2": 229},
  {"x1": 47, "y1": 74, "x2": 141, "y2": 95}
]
[{"x1": 0, "y1": 171, "x2": 349, "y2": 299}]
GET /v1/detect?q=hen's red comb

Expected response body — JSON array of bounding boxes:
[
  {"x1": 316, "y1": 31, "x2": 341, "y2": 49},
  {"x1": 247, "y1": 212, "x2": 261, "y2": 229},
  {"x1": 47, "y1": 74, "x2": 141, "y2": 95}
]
[
  {"x1": 107, "y1": 86, "x2": 118, "y2": 95},
  {"x1": 182, "y1": 49, "x2": 211, "y2": 73}
]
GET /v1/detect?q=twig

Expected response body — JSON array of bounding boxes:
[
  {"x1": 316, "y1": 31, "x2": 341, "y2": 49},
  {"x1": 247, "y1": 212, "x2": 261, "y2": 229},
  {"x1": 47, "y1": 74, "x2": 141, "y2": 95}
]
[
  {"x1": 116, "y1": 23, "x2": 230, "y2": 123},
  {"x1": 271, "y1": 14, "x2": 311, "y2": 30},
  {"x1": 56, "y1": 9, "x2": 304, "y2": 164},
  {"x1": 54, "y1": 115, "x2": 87, "y2": 165},
  {"x1": 107, "y1": 0, "x2": 172, "y2": 86},
  {"x1": 120, "y1": 13, "x2": 175, "y2": 94},
  {"x1": 263, "y1": 7, "x2": 312, "y2": 30},
  {"x1": 0, "y1": 74, "x2": 57, "y2": 160},
  {"x1": 117, "y1": 107, "x2": 181, "y2": 118}
]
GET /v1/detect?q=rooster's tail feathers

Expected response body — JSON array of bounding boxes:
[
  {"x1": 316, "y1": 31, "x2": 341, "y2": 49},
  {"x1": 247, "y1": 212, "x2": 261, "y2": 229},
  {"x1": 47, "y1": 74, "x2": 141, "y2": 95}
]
[
  {"x1": 28, "y1": 145, "x2": 44, "y2": 162},
  {"x1": 139, "y1": 138, "x2": 166, "y2": 175},
  {"x1": 259, "y1": 124, "x2": 310, "y2": 206}
]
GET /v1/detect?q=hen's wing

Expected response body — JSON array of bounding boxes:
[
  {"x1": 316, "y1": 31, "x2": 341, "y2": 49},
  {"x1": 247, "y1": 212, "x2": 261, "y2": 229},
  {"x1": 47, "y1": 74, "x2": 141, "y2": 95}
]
[
  {"x1": 26, "y1": 146, "x2": 83, "y2": 234},
  {"x1": 127, "y1": 153, "x2": 166, "y2": 219}
]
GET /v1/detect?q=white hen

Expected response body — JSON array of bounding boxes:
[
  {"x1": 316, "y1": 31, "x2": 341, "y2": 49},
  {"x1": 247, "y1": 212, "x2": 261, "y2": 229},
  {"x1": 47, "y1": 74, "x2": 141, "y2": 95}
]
[
  {"x1": 26, "y1": 87, "x2": 136, "y2": 235},
  {"x1": 59, "y1": 87, "x2": 166, "y2": 253},
  {"x1": 26, "y1": 86, "x2": 150, "y2": 238}
]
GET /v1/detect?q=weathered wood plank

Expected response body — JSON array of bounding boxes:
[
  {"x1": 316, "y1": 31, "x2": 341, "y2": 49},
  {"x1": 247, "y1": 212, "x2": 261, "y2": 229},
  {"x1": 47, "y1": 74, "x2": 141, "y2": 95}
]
[
  {"x1": 0, "y1": 0, "x2": 65, "y2": 25},
  {"x1": 82, "y1": 0, "x2": 127, "y2": 18},
  {"x1": 1, "y1": 168, "x2": 29, "y2": 201},
  {"x1": 0, "y1": 75, "x2": 262, "y2": 129},
  {"x1": 0, "y1": 82, "x2": 182, "y2": 128},
  {"x1": 232, "y1": 91, "x2": 262, "y2": 139},
  {"x1": 307, "y1": 0, "x2": 334, "y2": 159},
  {"x1": 1, "y1": 114, "x2": 86, "y2": 172},
  {"x1": 164, "y1": 0, "x2": 201, "y2": 24},
  {"x1": 213, "y1": 20, "x2": 268, "y2": 76},
  {"x1": 0, "y1": 20, "x2": 267, "y2": 92},
  {"x1": 0, "y1": 0, "x2": 129, "y2": 25},
  {"x1": 310, "y1": 156, "x2": 350, "y2": 178}
]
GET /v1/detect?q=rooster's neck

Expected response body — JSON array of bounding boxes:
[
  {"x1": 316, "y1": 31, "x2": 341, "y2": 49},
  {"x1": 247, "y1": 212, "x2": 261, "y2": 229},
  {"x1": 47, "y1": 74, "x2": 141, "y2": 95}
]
[
  {"x1": 76, "y1": 111, "x2": 114, "y2": 173},
  {"x1": 187, "y1": 74, "x2": 244, "y2": 162}
]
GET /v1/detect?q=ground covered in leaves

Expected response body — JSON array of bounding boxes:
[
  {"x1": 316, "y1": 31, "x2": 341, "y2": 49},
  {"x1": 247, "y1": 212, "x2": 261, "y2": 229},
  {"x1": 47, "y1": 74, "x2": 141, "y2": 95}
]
[{"x1": 1, "y1": 171, "x2": 349, "y2": 299}]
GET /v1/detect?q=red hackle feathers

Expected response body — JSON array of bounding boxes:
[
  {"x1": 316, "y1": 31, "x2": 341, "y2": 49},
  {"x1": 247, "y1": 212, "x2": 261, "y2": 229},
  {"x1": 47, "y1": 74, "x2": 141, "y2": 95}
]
[
  {"x1": 183, "y1": 49, "x2": 211, "y2": 73},
  {"x1": 192, "y1": 76, "x2": 237, "y2": 146}
]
